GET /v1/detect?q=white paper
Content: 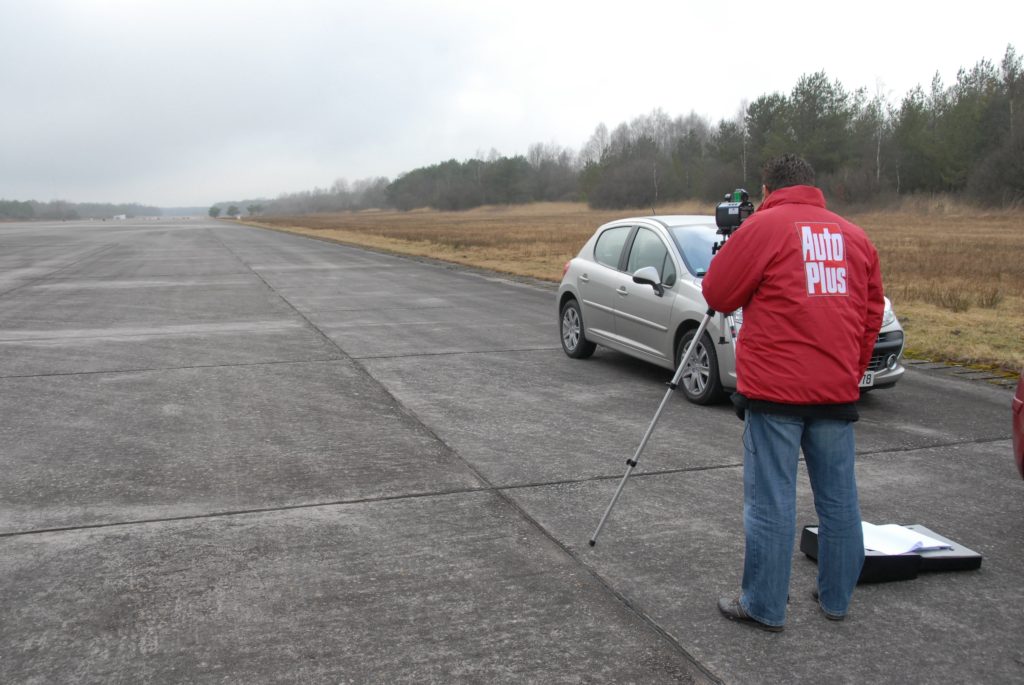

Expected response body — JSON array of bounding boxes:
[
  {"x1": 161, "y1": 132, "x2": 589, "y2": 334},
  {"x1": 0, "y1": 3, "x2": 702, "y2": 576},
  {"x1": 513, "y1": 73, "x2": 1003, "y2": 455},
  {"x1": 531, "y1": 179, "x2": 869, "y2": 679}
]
[{"x1": 861, "y1": 522, "x2": 953, "y2": 555}]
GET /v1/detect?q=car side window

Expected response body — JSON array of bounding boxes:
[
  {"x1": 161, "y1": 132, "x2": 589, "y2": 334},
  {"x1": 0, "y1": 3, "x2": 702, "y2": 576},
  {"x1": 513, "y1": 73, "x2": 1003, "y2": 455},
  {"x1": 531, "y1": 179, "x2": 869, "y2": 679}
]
[
  {"x1": 593, "y1": 226, "x2": 632, "y2": 269},
  {"x1": 626, "y1": 228, "x2": 676, "y2": 286},
  {"x1": 661, "y1": 252, "x2": 677, "y2": 286}
]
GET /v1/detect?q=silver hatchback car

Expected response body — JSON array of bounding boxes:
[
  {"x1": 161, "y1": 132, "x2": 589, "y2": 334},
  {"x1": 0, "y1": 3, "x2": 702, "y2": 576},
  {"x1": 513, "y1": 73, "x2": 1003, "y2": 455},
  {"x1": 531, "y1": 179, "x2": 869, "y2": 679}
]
[{"x1": 557, "y1": 215, "x2": 905, "y2": 404}]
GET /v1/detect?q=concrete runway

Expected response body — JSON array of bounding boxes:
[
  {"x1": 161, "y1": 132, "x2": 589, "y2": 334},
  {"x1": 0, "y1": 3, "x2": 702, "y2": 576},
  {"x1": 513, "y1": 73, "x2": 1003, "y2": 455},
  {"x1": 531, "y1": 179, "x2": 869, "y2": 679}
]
[{"x1": 1, "y1": 218, "x2": 1021, "y2": 683}]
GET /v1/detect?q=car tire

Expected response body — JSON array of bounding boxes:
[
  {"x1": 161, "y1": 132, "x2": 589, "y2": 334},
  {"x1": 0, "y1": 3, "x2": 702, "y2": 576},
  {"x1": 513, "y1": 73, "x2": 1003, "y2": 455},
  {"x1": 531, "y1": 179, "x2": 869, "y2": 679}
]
[
  {"x1": 676, "y1": 329, "x2": 727, "y2": 405},
  {"x1": 560, "y1": 299, "x2": 596, "y2": 359}
]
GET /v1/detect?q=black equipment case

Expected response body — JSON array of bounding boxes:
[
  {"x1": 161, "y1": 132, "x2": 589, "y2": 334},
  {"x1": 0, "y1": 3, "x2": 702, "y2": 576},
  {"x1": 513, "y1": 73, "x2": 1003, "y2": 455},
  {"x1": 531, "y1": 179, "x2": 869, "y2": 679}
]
[{"x1": 800, "y1": 524, "x2": 983, "y2": 584}]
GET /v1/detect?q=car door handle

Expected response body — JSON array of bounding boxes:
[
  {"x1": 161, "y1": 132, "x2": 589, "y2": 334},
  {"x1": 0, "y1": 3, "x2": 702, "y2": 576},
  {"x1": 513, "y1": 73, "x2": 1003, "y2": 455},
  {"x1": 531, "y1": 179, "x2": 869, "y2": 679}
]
[
  {"x1": 617, "y1": 286, "x2": 628, "y2": 297},
  {"x1": 579, "y1": 274, "x2": 590, "y2": 283}
]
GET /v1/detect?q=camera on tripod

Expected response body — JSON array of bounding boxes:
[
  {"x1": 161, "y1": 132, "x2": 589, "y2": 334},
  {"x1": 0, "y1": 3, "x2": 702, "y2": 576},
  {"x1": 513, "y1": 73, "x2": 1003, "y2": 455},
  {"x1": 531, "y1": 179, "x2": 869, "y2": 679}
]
[{"x1": 715, "y1": 188, "x2": 754, "y2": 236}]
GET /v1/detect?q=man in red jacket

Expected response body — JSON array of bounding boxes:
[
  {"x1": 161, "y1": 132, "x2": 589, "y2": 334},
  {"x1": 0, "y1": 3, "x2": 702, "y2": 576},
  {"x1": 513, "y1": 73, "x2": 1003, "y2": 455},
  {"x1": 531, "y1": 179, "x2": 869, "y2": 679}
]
[{"x1": 702, "y1": 154, "x2": 884, "y2": 632}]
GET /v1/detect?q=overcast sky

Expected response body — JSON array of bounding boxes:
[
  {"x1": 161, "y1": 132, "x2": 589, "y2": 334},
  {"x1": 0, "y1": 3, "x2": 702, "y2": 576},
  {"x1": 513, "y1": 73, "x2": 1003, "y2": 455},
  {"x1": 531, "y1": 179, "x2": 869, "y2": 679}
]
[{"x1": 1, "y1": 0, "x2": 1017, "y2": 207}]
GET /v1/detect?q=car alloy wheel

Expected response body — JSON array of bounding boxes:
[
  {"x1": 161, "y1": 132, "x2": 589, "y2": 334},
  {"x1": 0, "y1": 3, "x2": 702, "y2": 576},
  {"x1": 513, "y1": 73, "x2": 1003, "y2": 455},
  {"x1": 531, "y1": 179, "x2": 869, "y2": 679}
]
[
  {"x1": 676, "y1": 329, "x2": 725, "y2": 404},
  {"x1": 563, "y1": 307, "x2": 581, "y2": 349},
  {"x1": 560, "y1": 299, "x2": 595, "y2": 359},
  {"x1": 682, "y1": 340, "x2": 710, "y2": 394}
]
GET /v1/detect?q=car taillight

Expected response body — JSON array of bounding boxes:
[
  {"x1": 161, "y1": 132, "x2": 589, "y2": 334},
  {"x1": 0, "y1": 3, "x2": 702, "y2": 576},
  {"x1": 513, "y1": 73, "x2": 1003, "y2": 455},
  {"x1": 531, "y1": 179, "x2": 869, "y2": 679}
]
[{"x1": 561, "y1": 260, "x2": 571, "y2": 280}]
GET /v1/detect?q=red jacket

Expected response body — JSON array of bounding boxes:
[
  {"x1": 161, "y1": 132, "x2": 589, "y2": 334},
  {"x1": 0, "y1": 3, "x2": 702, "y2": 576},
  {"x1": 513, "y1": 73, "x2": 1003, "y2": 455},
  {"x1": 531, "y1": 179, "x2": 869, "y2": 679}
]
[{"x1": 702, "y1": 185, "x2": 884, "y2": 405}]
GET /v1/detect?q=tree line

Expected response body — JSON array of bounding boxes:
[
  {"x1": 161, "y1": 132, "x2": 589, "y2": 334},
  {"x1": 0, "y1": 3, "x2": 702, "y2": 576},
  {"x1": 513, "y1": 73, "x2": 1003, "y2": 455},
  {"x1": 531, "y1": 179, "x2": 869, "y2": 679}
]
[
  {"x1": 8, "y1": 47, "x2": 1019, "y2": 222},
  {"x1": 0, "y1": 199, "x2": 161, "y2": 221},
  {"x1": 575, "y1": 44, "x2": 1021, "y2": 209},
  {"x1": 244, "y1": 45, "x2": 1019, "y2": 216}
]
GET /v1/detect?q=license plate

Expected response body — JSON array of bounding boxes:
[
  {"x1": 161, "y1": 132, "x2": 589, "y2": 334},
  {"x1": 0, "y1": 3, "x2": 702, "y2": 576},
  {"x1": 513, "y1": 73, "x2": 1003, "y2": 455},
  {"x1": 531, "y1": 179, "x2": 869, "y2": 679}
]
[{"x1": 859, "y1": 371, "x2": 874, "y2": 388}]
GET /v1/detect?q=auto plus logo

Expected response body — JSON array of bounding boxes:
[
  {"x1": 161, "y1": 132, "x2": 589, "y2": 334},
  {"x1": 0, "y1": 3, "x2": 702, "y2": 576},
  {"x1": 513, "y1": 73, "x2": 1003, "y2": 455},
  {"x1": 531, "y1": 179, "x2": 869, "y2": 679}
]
[{"x1": 798, "y1": 223, "x2": 847, "y2": 296}]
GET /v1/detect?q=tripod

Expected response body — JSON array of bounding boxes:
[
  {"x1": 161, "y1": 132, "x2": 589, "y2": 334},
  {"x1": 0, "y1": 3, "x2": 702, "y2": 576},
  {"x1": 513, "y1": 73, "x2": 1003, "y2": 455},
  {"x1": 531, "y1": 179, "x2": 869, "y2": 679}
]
[{"x1": 589, "y1": 306, "x2": 738, "y2": 547}]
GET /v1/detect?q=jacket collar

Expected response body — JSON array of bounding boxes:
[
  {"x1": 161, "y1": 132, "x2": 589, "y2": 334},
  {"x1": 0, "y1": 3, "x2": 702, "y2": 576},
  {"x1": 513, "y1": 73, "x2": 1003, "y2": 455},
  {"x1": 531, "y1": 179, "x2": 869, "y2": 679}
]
[{"x1": 758, "y1": 185, "x2": 826, "y2": 211}]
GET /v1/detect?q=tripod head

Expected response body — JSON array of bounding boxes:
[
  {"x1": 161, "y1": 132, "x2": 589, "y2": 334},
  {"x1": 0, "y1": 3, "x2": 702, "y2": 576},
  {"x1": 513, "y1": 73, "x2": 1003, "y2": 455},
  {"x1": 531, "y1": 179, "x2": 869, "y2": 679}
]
[{"x1": 713, "y1": 188, "x2": 754, "y2": 253}]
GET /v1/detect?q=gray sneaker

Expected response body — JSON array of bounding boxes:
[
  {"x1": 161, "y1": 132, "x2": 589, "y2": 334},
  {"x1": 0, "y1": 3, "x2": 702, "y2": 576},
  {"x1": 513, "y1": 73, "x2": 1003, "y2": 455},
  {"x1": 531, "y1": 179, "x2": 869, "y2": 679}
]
[
  {"x1": 717, "y1": 596, "x2": 784, "y2": 632},
  {"x1": 812, "y1": 588, "x2": 846, "y2": 621}
]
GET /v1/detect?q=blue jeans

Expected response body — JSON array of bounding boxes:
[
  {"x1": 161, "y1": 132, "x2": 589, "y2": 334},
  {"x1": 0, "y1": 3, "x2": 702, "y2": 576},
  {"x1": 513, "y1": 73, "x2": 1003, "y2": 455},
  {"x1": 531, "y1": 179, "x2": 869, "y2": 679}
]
[{"x1": 739, "y1": 411, "x2": 864, "y2": 626}]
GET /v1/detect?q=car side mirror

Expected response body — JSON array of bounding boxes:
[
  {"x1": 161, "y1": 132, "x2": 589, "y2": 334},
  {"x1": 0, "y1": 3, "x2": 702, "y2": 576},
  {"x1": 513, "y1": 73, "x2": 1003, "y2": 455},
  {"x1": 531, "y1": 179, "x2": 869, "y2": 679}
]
[{"x1": 632, "y1": 266, "x2": 664, "y2": 296}]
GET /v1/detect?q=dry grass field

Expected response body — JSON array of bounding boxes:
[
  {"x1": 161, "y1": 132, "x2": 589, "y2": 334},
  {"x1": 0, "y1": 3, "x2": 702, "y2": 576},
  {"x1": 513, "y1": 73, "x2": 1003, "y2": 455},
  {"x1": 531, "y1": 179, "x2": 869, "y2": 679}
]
[{"x1": 244, "y1": 200, "x2": 1024, "y2": 374}]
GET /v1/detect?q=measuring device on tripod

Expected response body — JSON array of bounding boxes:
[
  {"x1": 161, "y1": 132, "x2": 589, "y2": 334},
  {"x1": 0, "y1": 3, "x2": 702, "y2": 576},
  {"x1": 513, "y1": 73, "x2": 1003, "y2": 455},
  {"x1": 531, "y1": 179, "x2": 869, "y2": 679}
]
[{"x1": 589, "y1": 188, "x2": 754, "y2": 547}]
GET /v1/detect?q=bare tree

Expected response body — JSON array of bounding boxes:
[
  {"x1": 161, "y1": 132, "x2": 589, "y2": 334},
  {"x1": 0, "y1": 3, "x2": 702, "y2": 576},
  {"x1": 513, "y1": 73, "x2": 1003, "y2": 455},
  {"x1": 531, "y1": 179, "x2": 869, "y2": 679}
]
[{"x1": 579, "y1": 123, "x2": 610, "y2": 165}]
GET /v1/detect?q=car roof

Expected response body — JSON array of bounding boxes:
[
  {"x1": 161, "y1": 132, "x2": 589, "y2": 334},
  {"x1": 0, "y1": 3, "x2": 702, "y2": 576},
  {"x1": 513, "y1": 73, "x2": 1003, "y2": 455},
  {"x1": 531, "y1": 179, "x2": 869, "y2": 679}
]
[{"x1": 604, "y1": 215, "x2": 716, "y2": 229}]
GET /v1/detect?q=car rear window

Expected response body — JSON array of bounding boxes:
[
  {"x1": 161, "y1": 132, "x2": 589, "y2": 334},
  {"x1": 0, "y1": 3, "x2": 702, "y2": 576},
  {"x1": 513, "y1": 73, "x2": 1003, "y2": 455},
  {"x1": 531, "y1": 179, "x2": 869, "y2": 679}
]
[
  {"x1": 668, "y1": 225, "x2": 719, "y2": 276},
  {"x1": 593, "y1": 225, "x2": 632, "y2": 268}
]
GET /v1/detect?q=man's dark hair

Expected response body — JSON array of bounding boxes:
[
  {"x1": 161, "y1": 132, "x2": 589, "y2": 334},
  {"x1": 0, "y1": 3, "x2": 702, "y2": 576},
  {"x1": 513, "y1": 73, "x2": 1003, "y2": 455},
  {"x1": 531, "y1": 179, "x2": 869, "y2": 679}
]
[{"x1": 761, "y1": 154, "x2": 815, "y2": 191}]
